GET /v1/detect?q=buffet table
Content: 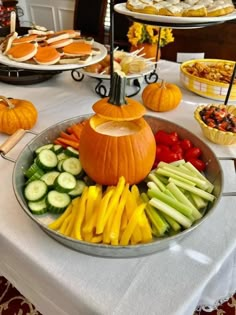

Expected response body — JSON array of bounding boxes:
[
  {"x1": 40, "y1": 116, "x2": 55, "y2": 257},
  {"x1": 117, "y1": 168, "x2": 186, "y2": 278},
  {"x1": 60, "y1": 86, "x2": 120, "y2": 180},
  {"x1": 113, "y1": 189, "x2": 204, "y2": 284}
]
[{"x1": 0, "y1": 60, "x2": 236, "y2": 315}]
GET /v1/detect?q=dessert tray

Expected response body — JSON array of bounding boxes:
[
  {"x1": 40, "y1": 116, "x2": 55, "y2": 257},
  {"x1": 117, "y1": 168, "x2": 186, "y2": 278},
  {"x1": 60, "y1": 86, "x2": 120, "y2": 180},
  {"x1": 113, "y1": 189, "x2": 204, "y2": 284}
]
[
  {"x1": 0, "y1": 42, "x2": 107, "y2": 71},
  {"x1": 114, "y1": 3, "x2": 236, "y2": 27}
]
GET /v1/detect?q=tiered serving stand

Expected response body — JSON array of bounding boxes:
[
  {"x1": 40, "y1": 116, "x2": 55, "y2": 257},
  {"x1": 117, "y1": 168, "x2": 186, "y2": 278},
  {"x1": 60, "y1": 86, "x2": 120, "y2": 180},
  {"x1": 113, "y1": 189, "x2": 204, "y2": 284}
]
[{"x1": 113, "y1": 1, "x2": 236, "y2": 103}]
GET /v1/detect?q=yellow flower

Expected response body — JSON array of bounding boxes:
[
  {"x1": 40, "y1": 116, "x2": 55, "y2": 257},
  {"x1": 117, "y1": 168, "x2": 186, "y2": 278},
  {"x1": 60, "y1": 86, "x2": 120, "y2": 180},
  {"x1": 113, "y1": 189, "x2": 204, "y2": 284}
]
[{"x1": 127, "y1": 23, "x2": 174, "y2": 47}]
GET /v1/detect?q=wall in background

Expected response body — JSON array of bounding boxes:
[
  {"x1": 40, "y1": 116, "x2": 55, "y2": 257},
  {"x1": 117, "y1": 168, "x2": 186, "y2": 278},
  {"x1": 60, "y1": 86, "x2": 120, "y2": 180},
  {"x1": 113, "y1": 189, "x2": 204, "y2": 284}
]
[{"x1": 17, "y1": 0, "x2": 75, "y2": 31}]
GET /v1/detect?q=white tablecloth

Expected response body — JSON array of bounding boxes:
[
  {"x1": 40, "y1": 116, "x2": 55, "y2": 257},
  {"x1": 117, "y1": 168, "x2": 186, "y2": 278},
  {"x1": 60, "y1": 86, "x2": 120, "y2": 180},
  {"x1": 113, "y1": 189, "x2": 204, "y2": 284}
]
[{"x1": 0, "y1": 60, "x2": 235, "y2": 315}]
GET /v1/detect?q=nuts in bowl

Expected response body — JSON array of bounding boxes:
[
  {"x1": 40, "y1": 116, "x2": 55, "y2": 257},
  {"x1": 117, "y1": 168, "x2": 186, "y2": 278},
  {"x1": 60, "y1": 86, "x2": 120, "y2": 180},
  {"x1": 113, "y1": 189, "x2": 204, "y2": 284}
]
[
  {"x1": 194, "y1": 104, "x2": 236, "y2": 145},
  {"x1": 180, "y1": 59, "x2": 236, "y2": 101}
]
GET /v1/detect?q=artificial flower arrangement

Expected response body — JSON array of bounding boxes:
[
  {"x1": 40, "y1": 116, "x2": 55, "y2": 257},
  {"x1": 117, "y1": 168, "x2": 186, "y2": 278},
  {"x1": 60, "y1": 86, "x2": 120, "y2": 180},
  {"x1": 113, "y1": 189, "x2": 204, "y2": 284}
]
[{"x1": 127, "y1": 22, "x2": 174, "y2": 48}]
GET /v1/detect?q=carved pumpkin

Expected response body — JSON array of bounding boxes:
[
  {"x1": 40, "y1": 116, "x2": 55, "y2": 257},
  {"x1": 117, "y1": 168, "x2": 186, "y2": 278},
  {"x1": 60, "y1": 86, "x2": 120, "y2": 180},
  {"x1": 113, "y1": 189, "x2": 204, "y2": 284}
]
[
  {"x1": 79, "y1": 72, "x2": 156, "y2": 186},
  {"x1": 0, "y1": 96, "x2": 38, "y2": 135},
  {"x1": 142, "y1": 81, "x2": 182, "y2": 112}
]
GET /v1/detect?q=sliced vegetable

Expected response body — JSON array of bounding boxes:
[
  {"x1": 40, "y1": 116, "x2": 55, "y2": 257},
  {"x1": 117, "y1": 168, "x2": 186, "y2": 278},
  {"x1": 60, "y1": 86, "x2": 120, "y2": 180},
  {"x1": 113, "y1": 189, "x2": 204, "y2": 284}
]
[{"x1": 24, "y1": 180, "x2": 48, "y2": 202}]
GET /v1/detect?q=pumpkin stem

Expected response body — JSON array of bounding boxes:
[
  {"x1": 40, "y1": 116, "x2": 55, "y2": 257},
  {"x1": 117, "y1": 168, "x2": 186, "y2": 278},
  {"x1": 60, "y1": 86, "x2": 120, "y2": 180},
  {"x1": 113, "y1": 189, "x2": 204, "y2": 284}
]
[
  {"x1": 160, "y1": 80, "x2": 166, "y2": 89},
  {"x1": 0, "y1": 96, "x2": 15, "y2": 109},
  {"x1": 108, "y1": 71, "x2": 127, "y2": 106}
]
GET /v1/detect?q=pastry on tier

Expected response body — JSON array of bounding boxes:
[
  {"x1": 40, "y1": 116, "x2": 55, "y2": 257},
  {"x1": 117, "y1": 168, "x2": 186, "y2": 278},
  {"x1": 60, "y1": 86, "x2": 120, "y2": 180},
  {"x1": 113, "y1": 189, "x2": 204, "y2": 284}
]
[
  {"x1": 126, "y1": 0, "x2": 235, "y2": 16},
  {"x1": 0, "y1": 27, "x2": 102, "y2": 66}
]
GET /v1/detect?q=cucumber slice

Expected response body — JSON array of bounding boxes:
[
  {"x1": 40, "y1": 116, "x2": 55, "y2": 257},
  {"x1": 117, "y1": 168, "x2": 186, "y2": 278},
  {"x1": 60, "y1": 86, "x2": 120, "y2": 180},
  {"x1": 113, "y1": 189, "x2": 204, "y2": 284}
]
[
  {"x1": 35, "y1": 144, "x2": 54, "y2": 155},
  {"x1": 57, "y1": 152, "x2": 69, "y2": 161},
  {"x1": 41, "y1": 171, "x2": 60, "y2": 188},
  {"x1": 36, "y1": 149, "x2": 58, "y2": 171},
  {"x1": 62, "y1": 157, "x2": 82, "y2": 176},
  {"x1": 69, "y1": 180, "x2": 86, "y2": 198},
  {"x1": 54, "y1": 172, "x2": 77, "y2": 193},
  {"x1": 65, "y1": 146, "x2": 79, "y2": 157},
  {"x1": 25, "y1": 169, "x2": 45, "y2": 185},
  {"x1": 46, "y1": 190, "x2": 71, "y2": 214},
  {"x1": 57, "y1": 159, "x2": 65, "y2": 172},
  {"x1": 24, "y1": 180, "x2": 48, "y2": 201},
  {"x1": 53, "y1": 144, "x2": 64, "y2": 154},
  {"x1": 28, "y1": 198, "x2": 47, "y2": 215},
  {"x1": 24, "y1": 163, "x2": 43, "y2": 178}
]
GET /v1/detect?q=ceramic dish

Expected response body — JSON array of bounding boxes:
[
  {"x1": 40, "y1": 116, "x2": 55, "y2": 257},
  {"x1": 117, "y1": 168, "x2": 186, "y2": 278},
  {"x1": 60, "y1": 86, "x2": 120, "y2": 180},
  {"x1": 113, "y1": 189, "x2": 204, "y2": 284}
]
[
  {"x1": 0, "y1": 42, "x2": 107, "y2": 71},
  {"x1": 194, "y1": 104, "x2": 236, "y2": 145},
  {"x1": 180, "y1": 59, "x2": 236, "y2": 101}
]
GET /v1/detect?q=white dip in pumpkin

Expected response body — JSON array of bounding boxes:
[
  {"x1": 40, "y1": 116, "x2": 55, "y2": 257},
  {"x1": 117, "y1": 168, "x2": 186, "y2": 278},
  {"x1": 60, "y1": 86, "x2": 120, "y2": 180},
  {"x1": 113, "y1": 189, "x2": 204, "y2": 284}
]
[{"x1": 95, "y1": 120, "x2": 140, "y2": 136}]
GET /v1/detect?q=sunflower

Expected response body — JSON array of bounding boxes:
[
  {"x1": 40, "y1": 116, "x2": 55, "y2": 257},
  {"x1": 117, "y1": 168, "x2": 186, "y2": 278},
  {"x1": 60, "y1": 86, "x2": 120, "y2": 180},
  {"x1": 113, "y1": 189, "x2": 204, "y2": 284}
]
[{"x1": 127, "y1": 23, "x2": 174, "y2": 47}]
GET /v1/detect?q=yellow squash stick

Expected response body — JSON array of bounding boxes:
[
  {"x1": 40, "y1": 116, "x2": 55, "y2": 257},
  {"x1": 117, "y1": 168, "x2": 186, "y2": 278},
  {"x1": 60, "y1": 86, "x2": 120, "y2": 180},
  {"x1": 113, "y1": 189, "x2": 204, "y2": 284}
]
[
  {"x1": 131, "y1": 185, "x2": 140, "y2": 203},
  {"x1": 101, "y1": 176, "x2": 126, "y2": 243},
  {"x1": 138, "y1": 212, "x2": 153, "y2": 243},
  {"x1": 120, "y1": 209, "x2": 128, "y2": 233},
  {"x1": 130, "y1": 187, "x2": 143, "y2": 244},
  {"x1": 103, "y1": 176, "x2": 126, "y2": 226},
  {"x1": 48, "y1": 202, "x2": 73, "y2": 230},
  {"x1": 120, "y1": 203, "x2": 146, "y2": 246},
  {"x1": 73, "y1": 186, "x2": 89, "y2": 240},
  {"x1": 84, "y1": 185, "x2": 100, "y2": 224},
  {"x1": 64, "y1": 197, "x2": 81, "y2": 237},
  {"x1": 83, "y1": 185, "x2": 102, "y2": 234},
  {"x1": 96, "y1": 188, "x2": 114, "y2": 234},
  {"x1": 59, "y1": 213, "x2": 72, "y2": 235},
  {"x1": 110, "y1": 183, "x2": 130, "y2": 245}
]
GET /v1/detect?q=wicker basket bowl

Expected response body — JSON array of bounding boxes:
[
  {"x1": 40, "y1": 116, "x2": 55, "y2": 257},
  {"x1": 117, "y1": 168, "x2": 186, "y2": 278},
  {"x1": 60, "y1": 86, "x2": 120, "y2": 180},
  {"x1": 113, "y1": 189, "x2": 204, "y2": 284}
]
[{"x1": 194, "y1": 104, "x2": 236, "y2": 145}]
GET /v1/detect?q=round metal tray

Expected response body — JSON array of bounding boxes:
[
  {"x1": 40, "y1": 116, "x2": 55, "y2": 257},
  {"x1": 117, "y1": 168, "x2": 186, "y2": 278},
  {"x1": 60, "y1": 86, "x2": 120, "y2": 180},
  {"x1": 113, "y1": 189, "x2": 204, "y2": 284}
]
[{"x1": 11, "y1": 115, "x2": 223, "y2": 258}]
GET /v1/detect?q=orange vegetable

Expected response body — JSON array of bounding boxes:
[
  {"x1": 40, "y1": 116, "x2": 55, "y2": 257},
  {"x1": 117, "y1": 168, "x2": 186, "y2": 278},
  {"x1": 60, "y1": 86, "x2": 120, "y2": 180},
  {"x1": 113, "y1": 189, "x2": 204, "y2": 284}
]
[
  {"x1": 56, "y1": 137, "x2": 79, "y2": 149},
  {"x1": 0, "y1": 95, "x2": 38, "y2": 135},
  {"x1": 79, "y1": 72, "x2": 156, "y2": 186},
  {"x1": 60, "y1": 131, "x2": 78, "y2": 142},
  {"x1": 142, "y1": 81, "x2": 182, "y2": 112}
]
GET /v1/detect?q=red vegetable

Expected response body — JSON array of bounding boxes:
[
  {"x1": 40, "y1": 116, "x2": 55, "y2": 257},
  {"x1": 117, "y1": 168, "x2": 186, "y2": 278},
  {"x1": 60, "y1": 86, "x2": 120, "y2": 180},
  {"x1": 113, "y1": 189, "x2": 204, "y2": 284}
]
[
  {"x1": 187, "y1": 158, "x2": 206, "y2": 172},
  {"x1": 179, "y1": 139, "x2": 193, "y2": 151},
  {"x1": 184, "y1": 147, "x2": 202, "y2": 160},
  {"x1": 171, "y1": 143, "x2": 184, "y2": 158},
  {"x1": 155, "y1": 130, "x2": 179, "y2": 146}
]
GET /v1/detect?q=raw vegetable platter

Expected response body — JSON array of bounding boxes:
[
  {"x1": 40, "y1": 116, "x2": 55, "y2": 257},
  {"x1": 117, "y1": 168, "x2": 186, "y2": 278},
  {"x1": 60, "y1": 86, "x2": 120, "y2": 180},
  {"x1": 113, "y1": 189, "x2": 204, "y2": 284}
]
[{"x1": 12, "y1": 114, "x2": 223, "y2": 258}]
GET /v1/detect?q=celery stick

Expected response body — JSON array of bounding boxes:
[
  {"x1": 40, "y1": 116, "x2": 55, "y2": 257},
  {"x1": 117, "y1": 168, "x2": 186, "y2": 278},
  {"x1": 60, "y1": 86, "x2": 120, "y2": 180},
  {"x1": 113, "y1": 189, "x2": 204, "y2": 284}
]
[
  {"x1": 155, "y1": 174, "x2": 169, "y2": 185},
  {"x1": 147, "y1": 181, "x2": 160, "y2": 194},
  {"x1": 164, "y1": 188, "x2": 177, "y2": 200},
  {"x1": 184, "y1": 162, "x2": 214, "y2": 193},
  {"x1": 141, "y1": 193, "x2": 169, "y2": 235},
  {"x1": 150, "y1": 198, "x2": 193, "y2": 229},
  {"x1": 151, "y1": 223, "x2": 162, "y2": 237},
  {"x1": 167, "y1": 182, "x2": 202, "y2": 220},
  {"x1": 147, "y1": 188, "x2": 193, "y2": 219},
  {"x1": 148, "y1": 173, "x2": 166, "y2": 192},
  {"x1": 159, "y1": 163, "x2": 209, "y2": 190},
  {"x1": 156, "y1": 168, "x2": 196, "y2": 186},
  {"x1": 169, "y1": 159, "x2": 186, "y2": 166},
  {"x1": 161, "y1": 213, "x2": 181, "y2": 232},
  {"x1": 169, "y1": 178, "x2": 215, "y2": 202},
  {"x1": 189, "y1": 192, "x2": 208, "y2": 210}
]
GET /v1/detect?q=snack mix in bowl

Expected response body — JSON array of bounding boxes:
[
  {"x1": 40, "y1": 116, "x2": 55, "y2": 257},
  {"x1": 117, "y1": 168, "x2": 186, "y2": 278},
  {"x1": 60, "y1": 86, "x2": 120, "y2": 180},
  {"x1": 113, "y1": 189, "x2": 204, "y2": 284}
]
[
  {"x1": 194, "y1": 104, "x2": 236, "y2": 145},
  {"x1": 180, "y1": 59, "x2": 236, "y2": 101}
]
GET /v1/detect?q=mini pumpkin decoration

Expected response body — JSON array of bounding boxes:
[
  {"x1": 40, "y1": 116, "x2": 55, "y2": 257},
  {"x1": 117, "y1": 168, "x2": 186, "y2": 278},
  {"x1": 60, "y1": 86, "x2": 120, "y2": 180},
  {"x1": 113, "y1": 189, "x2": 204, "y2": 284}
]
[
  {"x1": 142, "y1": 81, "x2": 182, "y2": 112},
  {"x1": 0, "y1": 96, "x2": 38, "y2": 135},
  {"x1": 79, "y1": 72, "x2": 156, "y2": 186}
]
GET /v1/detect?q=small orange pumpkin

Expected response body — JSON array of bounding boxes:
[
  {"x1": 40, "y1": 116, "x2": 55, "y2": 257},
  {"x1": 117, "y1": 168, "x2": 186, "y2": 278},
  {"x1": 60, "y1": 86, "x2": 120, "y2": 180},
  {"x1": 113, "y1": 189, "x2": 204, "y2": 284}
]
[
  {"x1": 79, "y1": 72, "x2": 156, "y2": 186},
  {"x1": 142, "y1": 81, "x2": 182, "y2": 112},
  {"x1": 0, "y1": 95, "x2": 38, "y2": 135}
]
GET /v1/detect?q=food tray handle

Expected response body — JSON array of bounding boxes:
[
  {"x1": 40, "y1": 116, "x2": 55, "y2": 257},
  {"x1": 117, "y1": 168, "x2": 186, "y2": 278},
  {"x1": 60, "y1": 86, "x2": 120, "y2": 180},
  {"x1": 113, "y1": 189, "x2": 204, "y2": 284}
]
[{"x1": 0, "y1": 129, "x2": 37, "y2": 163}]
